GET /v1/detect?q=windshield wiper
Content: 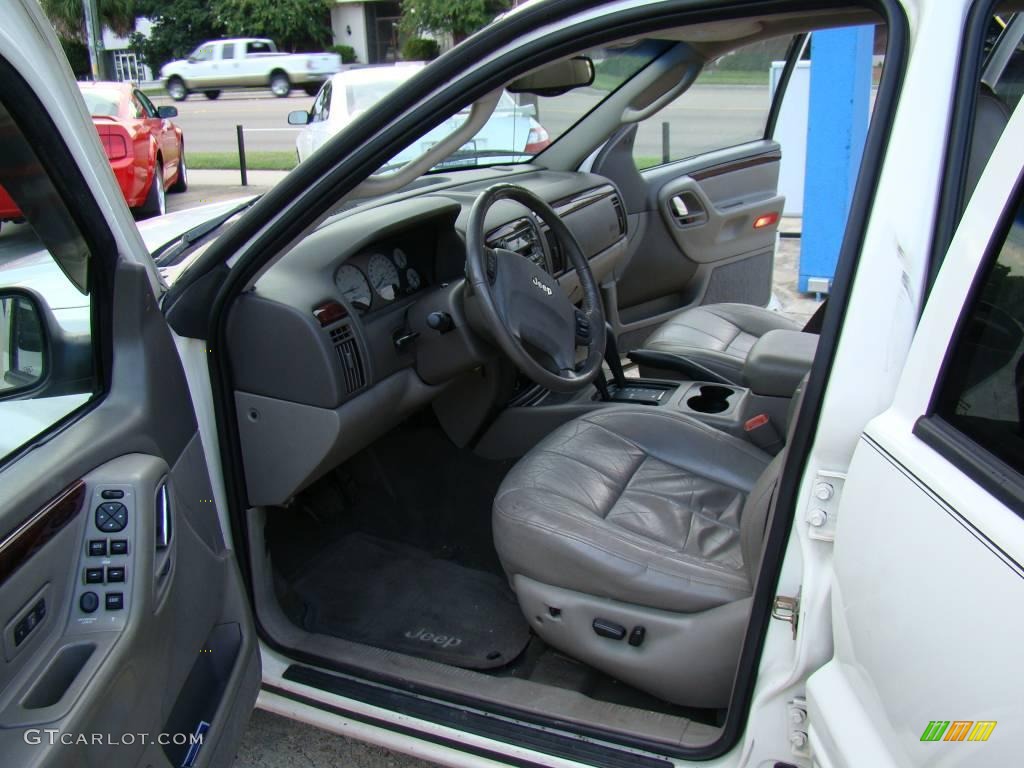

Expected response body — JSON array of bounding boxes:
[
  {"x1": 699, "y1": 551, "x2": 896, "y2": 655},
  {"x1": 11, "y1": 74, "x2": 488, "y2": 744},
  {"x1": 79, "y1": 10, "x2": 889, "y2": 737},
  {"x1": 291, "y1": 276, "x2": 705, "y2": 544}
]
[
  {"x1": 374, "y1": 149, "x2": 534, "y2": 176},
  {"x1": 434, "y1": 149, "x2": 533, "y2": 167},
  {"x1": 151, "y1": 197, "x2": 260, "y2": 267}
]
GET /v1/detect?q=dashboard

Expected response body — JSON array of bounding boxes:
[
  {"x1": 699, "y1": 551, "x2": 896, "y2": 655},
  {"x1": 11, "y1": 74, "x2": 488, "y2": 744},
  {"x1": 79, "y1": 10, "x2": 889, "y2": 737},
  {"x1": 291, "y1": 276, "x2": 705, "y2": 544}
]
[{"x1": 226, "y1": 169, "x2": 629, "y2": 506}]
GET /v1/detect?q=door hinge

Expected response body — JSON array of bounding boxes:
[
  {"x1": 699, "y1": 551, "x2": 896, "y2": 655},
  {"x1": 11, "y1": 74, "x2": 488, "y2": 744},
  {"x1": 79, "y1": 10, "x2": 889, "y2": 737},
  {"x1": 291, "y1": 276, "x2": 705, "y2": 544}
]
[
  {"x1": 787, "y1": 696, "x2": 810, "y2": 759},
  {"x1": 805, "y1": 470, "x2": 846, "y2": 542},
  {"x1": 772, "y1": 592, "x2": 800, "y2": 639}
]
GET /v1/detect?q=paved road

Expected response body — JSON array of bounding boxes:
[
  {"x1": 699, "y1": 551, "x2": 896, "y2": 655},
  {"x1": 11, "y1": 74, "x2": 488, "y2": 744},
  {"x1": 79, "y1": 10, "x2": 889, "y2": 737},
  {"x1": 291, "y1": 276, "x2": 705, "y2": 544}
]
[
  {"x1": 149, "y1": 91, "x2": 312, "y2": 155},
  {"x1": 234, "y1": 709, "x2": 438, "y2": 768},
  {"x1": 151, "y1": 84, "x2": 770, "y2": 160}
]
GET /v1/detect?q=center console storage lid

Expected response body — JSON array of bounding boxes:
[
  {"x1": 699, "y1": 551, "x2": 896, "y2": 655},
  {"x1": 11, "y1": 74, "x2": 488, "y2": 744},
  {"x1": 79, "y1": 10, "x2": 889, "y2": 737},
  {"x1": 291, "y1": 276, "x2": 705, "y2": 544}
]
[{"x1": 743, "y1": 329, "x2": 818, "y2": 397}]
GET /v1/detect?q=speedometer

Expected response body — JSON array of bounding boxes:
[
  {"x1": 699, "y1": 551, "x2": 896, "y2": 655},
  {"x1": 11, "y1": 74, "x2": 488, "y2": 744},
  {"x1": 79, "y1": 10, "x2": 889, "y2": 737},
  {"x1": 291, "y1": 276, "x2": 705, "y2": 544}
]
[
  {"x1": 335, "y1": 265, "x2": 371, "y2": 311},
  {"x1": 368, "y1": 253, "x2": 400, "y2": 301}
]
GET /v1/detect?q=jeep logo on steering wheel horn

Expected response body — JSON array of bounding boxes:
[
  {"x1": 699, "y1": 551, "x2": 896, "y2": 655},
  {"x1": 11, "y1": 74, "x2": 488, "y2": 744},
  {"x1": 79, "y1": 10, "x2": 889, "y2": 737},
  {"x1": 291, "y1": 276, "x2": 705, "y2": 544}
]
[{"x1": 532, "y1": 276, "x2": 553, "y2": 296}]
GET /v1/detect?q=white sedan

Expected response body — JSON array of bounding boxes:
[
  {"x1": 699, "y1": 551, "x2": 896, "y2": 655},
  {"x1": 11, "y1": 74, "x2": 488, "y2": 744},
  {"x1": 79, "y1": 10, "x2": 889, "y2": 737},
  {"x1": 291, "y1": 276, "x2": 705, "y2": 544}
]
[{"x1": 289, "y1": 64, "x2": 552, "y2": 165}]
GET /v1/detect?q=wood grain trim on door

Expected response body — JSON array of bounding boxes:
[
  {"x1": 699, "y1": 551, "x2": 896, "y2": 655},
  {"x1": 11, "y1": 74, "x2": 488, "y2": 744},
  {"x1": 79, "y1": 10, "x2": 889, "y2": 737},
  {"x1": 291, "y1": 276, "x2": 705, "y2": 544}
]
[
  {"x1": 0, "y1": 481, "x2": 86, "y2": 588},
  {"x1": 690, "y1": 152, "x2": 782, "y2": 182}
]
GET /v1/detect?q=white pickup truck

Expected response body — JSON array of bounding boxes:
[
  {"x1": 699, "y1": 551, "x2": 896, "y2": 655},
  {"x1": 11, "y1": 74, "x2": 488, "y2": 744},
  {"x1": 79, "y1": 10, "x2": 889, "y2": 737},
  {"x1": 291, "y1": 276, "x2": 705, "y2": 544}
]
[{"x1": 159, "y1": 38, "x2": 342, "y2": 100}]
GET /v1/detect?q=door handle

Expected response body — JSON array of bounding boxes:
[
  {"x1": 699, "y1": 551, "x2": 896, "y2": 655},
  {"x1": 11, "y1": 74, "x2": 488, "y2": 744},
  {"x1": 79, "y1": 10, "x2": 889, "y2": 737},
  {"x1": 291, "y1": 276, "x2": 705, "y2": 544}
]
[
  {"x1": 156, "y1": 482, "x2": 172, "y2": 549},
  {"x1": 669, "y1": 193, "x2": 707, "y2": 227}
]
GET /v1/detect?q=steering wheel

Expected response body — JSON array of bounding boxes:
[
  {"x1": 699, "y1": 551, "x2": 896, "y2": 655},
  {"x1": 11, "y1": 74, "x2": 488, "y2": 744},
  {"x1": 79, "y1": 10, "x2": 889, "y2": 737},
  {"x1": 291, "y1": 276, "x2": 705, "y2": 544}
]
[{"x1": 466, "y1": 184, "x2": 606, "y2": 393}]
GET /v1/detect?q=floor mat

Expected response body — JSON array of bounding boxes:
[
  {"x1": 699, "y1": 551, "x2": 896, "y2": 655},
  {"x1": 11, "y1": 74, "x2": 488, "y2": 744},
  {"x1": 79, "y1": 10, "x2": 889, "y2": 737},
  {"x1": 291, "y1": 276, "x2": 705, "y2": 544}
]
[{"x1": 291, "y1": 533, "x2": 530, "y2": 670}]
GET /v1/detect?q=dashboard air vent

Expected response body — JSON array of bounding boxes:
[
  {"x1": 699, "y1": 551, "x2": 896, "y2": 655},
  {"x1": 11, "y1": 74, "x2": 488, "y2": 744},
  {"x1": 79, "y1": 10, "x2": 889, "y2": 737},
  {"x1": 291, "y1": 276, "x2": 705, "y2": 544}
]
[
  {"x1": 329, "y1": 324, "x2": 366, "y2": 394},
  {"x1": 611, "y1": 196, "x2": 627, "y2": 236}
]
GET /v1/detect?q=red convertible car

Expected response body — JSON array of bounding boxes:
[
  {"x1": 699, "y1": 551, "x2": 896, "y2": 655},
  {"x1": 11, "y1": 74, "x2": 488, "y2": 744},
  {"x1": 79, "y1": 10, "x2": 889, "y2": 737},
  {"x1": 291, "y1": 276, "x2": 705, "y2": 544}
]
[{"x1": 0, "y1": 82, "x2": 186, "y2": 225}]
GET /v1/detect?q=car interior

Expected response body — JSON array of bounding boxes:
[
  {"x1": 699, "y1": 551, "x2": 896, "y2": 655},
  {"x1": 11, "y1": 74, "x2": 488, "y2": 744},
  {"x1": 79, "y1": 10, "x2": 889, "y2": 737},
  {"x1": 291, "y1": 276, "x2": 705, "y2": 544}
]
[
  {"x1": 4, "y1": 1, "x2": 1024, "y2": 764},
  {"x1": 209, "y1": 2, "x2": 1016, "y2": 753}
]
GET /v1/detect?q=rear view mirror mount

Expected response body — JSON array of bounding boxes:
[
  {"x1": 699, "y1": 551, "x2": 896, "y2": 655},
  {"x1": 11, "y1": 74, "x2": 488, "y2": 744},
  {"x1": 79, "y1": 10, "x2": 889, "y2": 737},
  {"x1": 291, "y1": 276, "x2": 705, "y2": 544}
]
[{"x1": 507, "y1": 56, "x2": 595, "y2": 97}]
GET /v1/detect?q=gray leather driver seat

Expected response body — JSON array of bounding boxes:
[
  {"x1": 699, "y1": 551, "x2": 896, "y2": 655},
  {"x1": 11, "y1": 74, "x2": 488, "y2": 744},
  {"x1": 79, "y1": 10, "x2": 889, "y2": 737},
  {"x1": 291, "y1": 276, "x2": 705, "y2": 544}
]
[{"x1": 493, "y1": 404, "x2": 791, "y2": 708}]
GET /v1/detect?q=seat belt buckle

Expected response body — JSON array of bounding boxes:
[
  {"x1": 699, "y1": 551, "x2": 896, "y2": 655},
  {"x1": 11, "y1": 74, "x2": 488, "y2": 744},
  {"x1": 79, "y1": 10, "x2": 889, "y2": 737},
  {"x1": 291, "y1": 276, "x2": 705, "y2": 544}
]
[{"x1": 744, "y1": 413, "x2": 783, "y2": 453}]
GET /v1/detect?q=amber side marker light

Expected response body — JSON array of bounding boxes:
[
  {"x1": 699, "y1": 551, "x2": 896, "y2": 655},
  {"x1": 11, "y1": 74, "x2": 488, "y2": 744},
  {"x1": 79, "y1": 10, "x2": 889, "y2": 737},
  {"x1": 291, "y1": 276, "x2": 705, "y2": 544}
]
[{"x1": 754, "y1": 212, "x2": 780, "y2": 229}]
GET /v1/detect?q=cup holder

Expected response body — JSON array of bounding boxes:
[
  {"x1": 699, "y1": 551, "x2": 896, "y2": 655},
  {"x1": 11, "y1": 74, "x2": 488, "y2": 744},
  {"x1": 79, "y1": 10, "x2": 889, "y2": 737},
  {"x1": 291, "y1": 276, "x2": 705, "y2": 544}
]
[{"x1": 686, "y1": 384, "x2": 735, "y2": 414}]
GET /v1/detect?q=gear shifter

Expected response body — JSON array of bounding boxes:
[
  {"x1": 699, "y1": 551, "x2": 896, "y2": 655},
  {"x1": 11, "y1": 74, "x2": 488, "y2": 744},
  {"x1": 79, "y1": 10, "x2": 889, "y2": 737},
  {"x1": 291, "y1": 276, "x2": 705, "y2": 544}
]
[
  {"x1": 595, "y1": 323, "x2": 673, "y2": 405},
  {"x1": 605, "y1": 323, "x2": 628, "y2": 391}
]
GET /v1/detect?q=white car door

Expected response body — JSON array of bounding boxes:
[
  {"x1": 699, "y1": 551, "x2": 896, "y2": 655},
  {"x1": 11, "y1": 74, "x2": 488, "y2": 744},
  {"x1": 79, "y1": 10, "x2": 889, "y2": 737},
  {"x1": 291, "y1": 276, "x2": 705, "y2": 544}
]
[
  {"x1": 0, "y1": 5, "x2": 258, "y2": 766},
  {"x1": 806, "y1": 84, "x2": 1024, "y2": 767}
]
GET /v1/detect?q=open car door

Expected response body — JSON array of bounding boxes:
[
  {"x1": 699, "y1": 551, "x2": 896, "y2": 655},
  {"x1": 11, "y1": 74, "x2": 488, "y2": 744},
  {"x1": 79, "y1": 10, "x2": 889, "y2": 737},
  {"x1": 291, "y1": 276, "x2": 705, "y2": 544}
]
[
  {"x1": 0, "y1": 4, "x2": 258, "y2": 767},
  {"x1": 805, "y1": 71, "x2": 1024, "y2": 766}
]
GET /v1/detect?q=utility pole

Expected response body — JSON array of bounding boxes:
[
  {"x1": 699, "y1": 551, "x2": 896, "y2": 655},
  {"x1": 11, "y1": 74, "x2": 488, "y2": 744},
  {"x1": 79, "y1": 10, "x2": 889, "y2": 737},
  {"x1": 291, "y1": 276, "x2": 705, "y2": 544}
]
[{"x1": 82, "y1": 0, "x2": 105, "y2": 80}]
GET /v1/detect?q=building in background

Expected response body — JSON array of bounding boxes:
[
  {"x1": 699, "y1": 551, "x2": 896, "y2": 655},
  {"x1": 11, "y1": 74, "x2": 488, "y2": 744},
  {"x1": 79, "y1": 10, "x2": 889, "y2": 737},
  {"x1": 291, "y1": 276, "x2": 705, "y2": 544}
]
[
  {"x1": 101, "y1": 18, "x2": 154, "y2": 82},
  {"x1": 330, "y1": 1, "x2": 403, "y2": 64}
]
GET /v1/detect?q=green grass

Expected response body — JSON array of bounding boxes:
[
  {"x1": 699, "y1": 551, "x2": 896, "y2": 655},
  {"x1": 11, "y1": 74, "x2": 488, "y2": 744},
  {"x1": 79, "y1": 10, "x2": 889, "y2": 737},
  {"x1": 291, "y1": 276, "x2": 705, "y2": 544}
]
[
  {"x1": 188, "y1": 151, "x2": 298, "y2": 171},
  {"x1": 695, "y1": 69, "x2": 770, "y2": 86},
  {"x1": 634, "y1": 156, "x2": 661, "y2": 170}
]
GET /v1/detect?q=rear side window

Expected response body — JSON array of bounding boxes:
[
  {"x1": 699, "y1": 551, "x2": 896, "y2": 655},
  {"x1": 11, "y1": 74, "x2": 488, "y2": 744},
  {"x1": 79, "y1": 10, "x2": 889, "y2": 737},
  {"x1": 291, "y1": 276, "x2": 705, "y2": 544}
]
[{"x1": 934, "y1": 193, "x2": 1024, "y2": 475}]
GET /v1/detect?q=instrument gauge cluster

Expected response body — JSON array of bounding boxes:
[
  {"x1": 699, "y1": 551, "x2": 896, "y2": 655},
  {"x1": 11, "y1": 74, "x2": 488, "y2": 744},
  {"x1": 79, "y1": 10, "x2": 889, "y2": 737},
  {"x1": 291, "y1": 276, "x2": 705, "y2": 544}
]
[{"x1": 334, "y1": 244, "x2": 426, "y2": 314}]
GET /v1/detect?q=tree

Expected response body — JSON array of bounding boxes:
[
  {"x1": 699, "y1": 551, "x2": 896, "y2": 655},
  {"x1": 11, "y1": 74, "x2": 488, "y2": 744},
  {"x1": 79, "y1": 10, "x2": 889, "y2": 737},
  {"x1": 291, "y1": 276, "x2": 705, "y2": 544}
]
[
  {"x1": 215, "y1": 0, "x2": 334, "y2": 53},
  {"x1": 399, "y1": 0, "x2": 510, "y2": 44},
  {"x1": 40, "y1": 0, "x2": 138, "y2": 39},
  {"x1": 131, "y1": 0, "x2": 225, "y2": 74}
]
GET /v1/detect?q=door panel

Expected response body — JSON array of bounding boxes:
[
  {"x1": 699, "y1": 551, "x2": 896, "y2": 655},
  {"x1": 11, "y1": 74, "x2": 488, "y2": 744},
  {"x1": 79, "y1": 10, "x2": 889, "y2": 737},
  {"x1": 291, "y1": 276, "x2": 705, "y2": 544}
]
[
  {"x1": 598, "y1": 138, "x2": 784, "y2": 348},
  {"x1": 0, "y1": 264, "x2": 259, "y2": 767},
  {"x1": 0, "y1": 8, "x2": 258, "y2": 763}
]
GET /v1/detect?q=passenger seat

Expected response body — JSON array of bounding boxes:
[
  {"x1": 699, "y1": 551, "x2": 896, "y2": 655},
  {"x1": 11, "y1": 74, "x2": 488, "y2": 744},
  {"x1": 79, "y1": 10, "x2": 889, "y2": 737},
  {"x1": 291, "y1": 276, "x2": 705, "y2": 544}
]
[{"x1": 628, "y1": 84, "x2": 1011, "y2": 385}]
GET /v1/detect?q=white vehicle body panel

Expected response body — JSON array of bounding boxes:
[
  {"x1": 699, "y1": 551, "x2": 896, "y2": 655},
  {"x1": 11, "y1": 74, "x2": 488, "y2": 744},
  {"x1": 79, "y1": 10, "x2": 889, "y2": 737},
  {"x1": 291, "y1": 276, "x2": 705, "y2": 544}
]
[{"x1": 807, "y1": 87, "x2": 1024, "y2": 767}]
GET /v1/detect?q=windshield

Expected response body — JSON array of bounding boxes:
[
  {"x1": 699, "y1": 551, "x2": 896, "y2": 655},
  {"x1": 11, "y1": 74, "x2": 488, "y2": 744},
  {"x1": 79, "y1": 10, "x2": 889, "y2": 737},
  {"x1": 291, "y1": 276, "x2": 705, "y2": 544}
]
[
  {"x1": 80, "y1": 89, "x2": 122, "y2": 117},
  {"x1": 335, "y1": 40, "x2": 668, "y2": 175}
]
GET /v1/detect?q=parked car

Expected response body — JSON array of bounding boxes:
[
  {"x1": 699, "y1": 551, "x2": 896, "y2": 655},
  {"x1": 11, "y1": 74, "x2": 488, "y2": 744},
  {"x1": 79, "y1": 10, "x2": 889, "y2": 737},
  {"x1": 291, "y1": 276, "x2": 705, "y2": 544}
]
[
  {"x1": 289, "y1": 64, "x2": 552, "y2": 163},
  {"x1": 159, "y1": 38, "x2": 342, "y2": 100},
  {"x1": 0, "y1": 81, "x2": 185, "y2": 223},
  {"x1": 0, "y1": 197, "x2": 254, "y2": 453},
  {"x1": 4, "y1": 2, "x2": 1024, "y2": 768}
]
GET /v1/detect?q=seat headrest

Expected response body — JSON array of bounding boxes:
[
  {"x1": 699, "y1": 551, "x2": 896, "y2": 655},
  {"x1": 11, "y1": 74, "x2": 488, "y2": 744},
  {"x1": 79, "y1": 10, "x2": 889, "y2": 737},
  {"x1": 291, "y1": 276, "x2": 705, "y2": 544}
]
[{"x1": 965, "y1": 83, "x2": 1011, "y2": 201}]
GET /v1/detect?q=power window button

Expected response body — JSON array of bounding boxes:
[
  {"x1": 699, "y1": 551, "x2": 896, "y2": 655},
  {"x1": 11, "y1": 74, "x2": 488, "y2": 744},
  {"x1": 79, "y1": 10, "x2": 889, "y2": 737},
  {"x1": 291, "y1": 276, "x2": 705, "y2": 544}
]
[
  {"x1": 110, "y1": 539, "x2": 128, "y2": 555},
  {"x1": 85, "y1": 568, "x2": 104, "y2": 584},
  {"x1": 106, "y1": 567, "x2": 125, "y2": 583},
  {"x1": 88, "y1": 540, "x2": 107, "y2": 556}
]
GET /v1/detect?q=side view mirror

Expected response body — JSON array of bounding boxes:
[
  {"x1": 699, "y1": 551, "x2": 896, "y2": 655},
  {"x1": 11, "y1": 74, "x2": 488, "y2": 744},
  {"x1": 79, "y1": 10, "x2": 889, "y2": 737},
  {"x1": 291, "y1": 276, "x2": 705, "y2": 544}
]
[
  {"x1": 507, "y1": 56, "x2": 595, "y2": 97},
  {"x1": 0, "y1": 288, "x2": 91, "y2": 399},
  {"x1": 0, "y1": 290, "x2": 45, "y2": 393},
  {"x1": 157, "y1": 106, "x2": 178, "y2": 119},
  {"x1": 288, "y1": 110, "x2": 311, "y2": 126}
]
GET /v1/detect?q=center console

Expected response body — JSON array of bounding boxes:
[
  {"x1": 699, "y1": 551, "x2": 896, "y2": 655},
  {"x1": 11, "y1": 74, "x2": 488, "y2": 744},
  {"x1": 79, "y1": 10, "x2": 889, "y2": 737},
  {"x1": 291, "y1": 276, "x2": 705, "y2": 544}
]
[{"x1": 474, "y1": 327, "x2": 815, "y2": 459}]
